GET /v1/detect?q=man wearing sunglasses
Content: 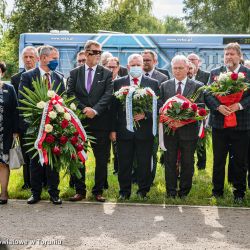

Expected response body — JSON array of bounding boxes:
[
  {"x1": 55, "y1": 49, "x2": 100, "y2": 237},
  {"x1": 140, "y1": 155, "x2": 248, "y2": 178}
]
[{"x1": 67, "y1": 40, "x2": 113, "y2": 202}]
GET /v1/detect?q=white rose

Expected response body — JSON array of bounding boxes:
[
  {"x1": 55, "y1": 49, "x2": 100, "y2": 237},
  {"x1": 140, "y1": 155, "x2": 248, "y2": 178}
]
[
  {"x1": 48, "y1": 111, "x2": 57, "y2": 119},
  {"x1": 218, "y1": 73, "x2": 228, "y2": 81},
  {"x1": 36, "y1": 101, "x2": 46, "y2": 109},
  {"x1": 47, "y1": 90, "x2": 56, "y2": 98},
  {"x1": 45, "y1": 124, "x2": 53, "y2": 133},
  {"x1": 70, "y1": 103, "x2": 77, "y2": 111},
  {"x1": 238, "y1": 72, "x2": 245, "y2": 79},
  {"x1": 64, "y1": 112, "x2": 71, "y2": 121}
]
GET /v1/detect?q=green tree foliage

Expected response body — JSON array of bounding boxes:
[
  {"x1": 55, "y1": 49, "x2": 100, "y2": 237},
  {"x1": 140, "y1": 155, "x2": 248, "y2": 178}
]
[
  {"x1": 163, "y1": 16, "x2": 188, "y2": 34},
  {"x1": 183, "y1": 0, "x2": 250, "y2": 33},
  {"x1": 0, "y1": 0, "x2": 6, "y2": 35}
]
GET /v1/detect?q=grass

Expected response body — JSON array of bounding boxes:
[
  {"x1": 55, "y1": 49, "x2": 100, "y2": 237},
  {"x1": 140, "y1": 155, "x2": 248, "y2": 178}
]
[{"x1": 7, "y1": 144, "x2": 250, "y2": 207}]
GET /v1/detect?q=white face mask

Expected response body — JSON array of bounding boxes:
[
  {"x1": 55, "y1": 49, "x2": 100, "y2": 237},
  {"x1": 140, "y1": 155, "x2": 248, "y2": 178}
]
[{"x1": 129, "y1": 66, "x2": 143, "y2": 78}]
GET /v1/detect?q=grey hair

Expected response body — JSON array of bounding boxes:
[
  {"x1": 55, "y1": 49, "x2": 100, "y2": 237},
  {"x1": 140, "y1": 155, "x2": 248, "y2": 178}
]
[
  {"x1": 187, "y1": 53, "x2": 200, "y2": 60},
  {"x1": 127, "y1": 54, "x2": 143, "y2": 65},
  {"x1": 84, "y1": 40, "x2": 101, "y2": 50},
  {"x1": 101, "y1": 51, "x2": 113, "y2": 66},
  {"x1": 22, "y1": 46, "x2": 39, "y2": 58},
  {"x1": 171, "y1": 55, "x2": 189, "y2": 66},
  {"x1": 39, "y1": 45, "x2": 59, "y2": 57}
]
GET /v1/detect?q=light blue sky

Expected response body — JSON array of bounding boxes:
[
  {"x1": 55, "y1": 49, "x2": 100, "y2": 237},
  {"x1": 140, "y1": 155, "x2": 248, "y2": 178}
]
[{"x1": 6, "y1": 0, "x2": 184, "y2": 19}]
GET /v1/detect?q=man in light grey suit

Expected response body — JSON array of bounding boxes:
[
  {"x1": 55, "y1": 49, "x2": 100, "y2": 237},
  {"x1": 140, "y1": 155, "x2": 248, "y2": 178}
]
[
  {"x1": 160, "y1": 55, "x2": 203, "y2": 198},
  {"x1": 142, "y1": 50, "x2": 168, "y2": 86}
]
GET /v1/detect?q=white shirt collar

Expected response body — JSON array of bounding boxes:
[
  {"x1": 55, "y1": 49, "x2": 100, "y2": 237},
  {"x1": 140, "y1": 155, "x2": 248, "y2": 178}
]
[
  {"x1": 85, "y1": 64, "x2": 97, "y2": 71},
  {"x1": 39, "y1": 67, "x2": 51, "y2": 77},
  {"x1": 226, "y1": 64, "x2": 241, "y2": 73},
  {"x1": 129, "y1": 75, "x2": 143, "y2": 85},
  {"x1": 174, "y1": 77, "x2": 187, "y2": 85},
  {"x1": 144, "y1": 68, "x2": 154, "y2": 77}
]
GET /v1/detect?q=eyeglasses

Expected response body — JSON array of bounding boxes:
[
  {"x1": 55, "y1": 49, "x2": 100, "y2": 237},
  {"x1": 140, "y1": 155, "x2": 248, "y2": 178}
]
[
  {"x1": 86, "y1": 50, "x2": 103, "y2": 56},
  {"x1": 77, "y1": 59, "x2": 86, "y2": 63}
]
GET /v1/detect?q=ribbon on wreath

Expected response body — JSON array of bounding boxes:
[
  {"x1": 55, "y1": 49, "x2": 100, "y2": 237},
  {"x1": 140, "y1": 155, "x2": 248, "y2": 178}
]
[{"x1": 34, "y1": 94, "x2": 88, "y2": 166}]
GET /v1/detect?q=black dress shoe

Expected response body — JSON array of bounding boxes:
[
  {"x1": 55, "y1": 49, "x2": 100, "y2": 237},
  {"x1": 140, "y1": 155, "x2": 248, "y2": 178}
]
[
  {"x1": 95, "y1": 194, "x2": 105, "y2": 202},
  {"x1": 27, "y1": 196, "x2": 40, "y2": 204},
  {"x1": 0, "y1": 199, "x2": 8, "y2": 205},
  {"x1": 50, "y1": 196, "x2": 62, "y2": 205},
  {"x1": 22, "y1": 183, "x2": 31, "y2": 190}
]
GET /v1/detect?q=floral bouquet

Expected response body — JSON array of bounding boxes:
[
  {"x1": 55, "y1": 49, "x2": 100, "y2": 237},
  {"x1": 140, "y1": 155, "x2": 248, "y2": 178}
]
[
  {"x1": 114, "y1": 85, "x2": 158, "y2": 135},
  {"x1": 159, "y1": 94, "x2": 208, "y2": 135},
  {"x1": 19, "y1": 79, "x2": 90, "y2": 178},
  {"x1": 206, "y1": 71, "x2": 249, "y2": 128}
]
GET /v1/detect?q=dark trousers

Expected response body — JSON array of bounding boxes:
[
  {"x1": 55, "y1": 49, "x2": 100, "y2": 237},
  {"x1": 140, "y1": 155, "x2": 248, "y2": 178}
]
[
  {"x1": 248, "y1": 139, "x2": 250, "y2": 188},
  {"x1": 117, "y1": 138, "x2": 154, "y2": 196},
  {"x1": 212, "y1": 128, "x2": 248, "y2": 198},
  {"x1": 70, "y1": 166, "x2": 86, "y2": 195},
  {"x1": 112, "y1": 141, "x2": 119, "y2": 173},
  {"x1": 20, "y1": 134, "x2": 31, "y2": 185},
  {"x1": 30, "y1": 155, "x2": 59, "y2": 198},
  {"x1": 227, "y1": 144, "x2": 235, "y2": 184},
  {"x1": 196, "y1": 143, "x2": 206, "y2": 169},
  {"x1": 164, "y1": 134, "x2": 197, "y2": 197},
  {"x1": 150, "y1": 138, "x2": 158, "y2": 184},
  {"x1": 90, "y1": 131, "x2": 111, "y2": 195}
]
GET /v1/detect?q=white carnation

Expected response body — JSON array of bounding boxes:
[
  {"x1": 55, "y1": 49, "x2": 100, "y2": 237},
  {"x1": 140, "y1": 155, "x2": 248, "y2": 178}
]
[
  {"x1": 64, "y1": 112, "x2": 71, "y2": 121},
  {"x1": 70, "y1": 103, "x2": 77, "y2": 111},
  {"x1": 48, "y1": 111, "x2": 57, "y2": 119},
  {"x1": 36, "y1": 101, "x2": 46, "y2": 109},
  {"x1": 47, "y1": 90, "x2": 56, "y2": 98},
  {"x1": 55, "y1": 104, "x2": 65, "y2": 113},
  {"x1": 45, "y1": 124, "x2": 53, "y2": 133},
  {"x1": 238, "y1": 72, "x2": 245, "y2": 79},
  {"x1": 218, "y1": 73, "x2": 229, "y2": 81}
]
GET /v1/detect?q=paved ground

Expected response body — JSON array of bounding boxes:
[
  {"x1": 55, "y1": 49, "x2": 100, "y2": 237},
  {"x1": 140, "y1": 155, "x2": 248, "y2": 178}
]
[{"x1": 0, "y1": 200, "x2": 250, "y2": 250}]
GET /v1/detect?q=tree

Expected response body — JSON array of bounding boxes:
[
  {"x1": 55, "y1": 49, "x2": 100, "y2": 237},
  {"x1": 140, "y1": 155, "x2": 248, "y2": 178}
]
[
  {"x1": 0, "y1": 0, "x2": 6, "y2": 35},
  {"x1": 163, "y1": 16, "x2": 188, "y2": 34},
  {"x1": 183, "y1": 0, "x2": 250, "y2": 33}
]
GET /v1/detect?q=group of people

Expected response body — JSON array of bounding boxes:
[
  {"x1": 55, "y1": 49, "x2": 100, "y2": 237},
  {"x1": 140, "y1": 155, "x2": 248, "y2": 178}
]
[{"x1": 0, "y1": 40, "x2": 250, "y2": 205}]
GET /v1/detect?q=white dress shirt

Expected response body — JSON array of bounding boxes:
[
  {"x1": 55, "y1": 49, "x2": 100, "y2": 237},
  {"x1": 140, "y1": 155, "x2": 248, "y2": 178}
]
[
  {"x1": 129, "y1": 75, "x2": 143, "y2": 86},
  {"x1": 174, "y1": 77, "x2": 187, "y2": 95},
  {"x1": 85, "y1": 64, "x2": 97, "y2": 91}
]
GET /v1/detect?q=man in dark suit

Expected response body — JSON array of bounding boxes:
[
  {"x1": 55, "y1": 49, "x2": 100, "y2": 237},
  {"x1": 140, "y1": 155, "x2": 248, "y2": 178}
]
[
  {"x1": 11, "y1": 46, "x2": 39, "y2": 190},
  {"x1": 160, "y1": 55, "x2": 203, "y2": 198},
  {"x1": 110, "y1": 54, "x2": 159, "y2": 200},
  {"x1": 67, "y1": 40, "x2": 113, "y2": 202},
  {"x1": 141, "y1": 49, "x2": 168, "y2": 185},
  {"x1": 187, "y1": 53, "x2": 210, "y2": 170},
  {"x1": 205, "y1": 43, "x2": 250, "y2": 203},
  {"x1": 19, "y1": 45, "x2": 65, "y2": 205}
]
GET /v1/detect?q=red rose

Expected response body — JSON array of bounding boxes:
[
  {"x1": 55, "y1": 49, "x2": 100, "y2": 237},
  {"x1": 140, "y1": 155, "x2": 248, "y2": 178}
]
[
  {"x1": 60, "y1": 135, "x2": 68, "y2": 144},
  {"x1": 73, "y1": 131, "x2": 79, "y2": 136},
  {"x1": 198, "y1": 108, "x2": 207, "y2": 116},
  {"x1": 231, "y1": 72, "x2": 238, "y2": 81},
  {"x1": 76, "y1": 144, "x2": 84, "y2": 152},
  {"x1": 181, "y1": 102, "x2": 189, "y2": 109},
  {"x1": 61, "y1": 119, "x2": 69, "y2": 129},
  {"x1": 71, "y1": 154, "x2": 76, "y2": 160},
  {"x1": 52, "y1": 146, "x2": 61, "y2": 156},
  {"x1": 191, "y1": 103, "x2": 198, "y2": 112},
  {"x1": 70, "y1": 136, "x2": 78, "y2": 145},
  {"x1": 45, "y1": 134, "x2": 55, "y2": 144}
]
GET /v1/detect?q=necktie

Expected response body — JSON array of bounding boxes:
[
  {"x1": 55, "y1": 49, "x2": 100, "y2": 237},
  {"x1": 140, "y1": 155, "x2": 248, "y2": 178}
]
[
  {"x1": 87, "y1": 68, "x2": 93, "y2": 93},
  {"x1": 44, "y1": 73, "x2": 51, "y2": 89},
  {"x1": 133, "y1": 78, "x2": 139, "y2": 85},
  {"x1": 145, "y1": 73, "x2": 149, "y2": 77},
  {"x1": 176, "y1": 82, "x2": 182, "y2": 95}
]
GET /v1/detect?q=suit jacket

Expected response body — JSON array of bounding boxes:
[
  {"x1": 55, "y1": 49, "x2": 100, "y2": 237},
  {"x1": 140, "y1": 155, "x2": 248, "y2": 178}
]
[
  {"x1": 118, "y1": 66, "x2": 128, "y2": 77},
  {"x1": 160, "y1": 79, "x2": 203, "y2": 140},
  {"x1": 67, "y1": 64, "x2": 113, "y2": 132},
  {"x1": 205, "y1": 64, "x2": 250, "y2": 130},
  {"x1": 18, "y1": 67, "x2": 65, "y2": 131},
  {"x1": 10, "y1": 69, "x2": 25, "y2": 94},
  {"x1": 155, "y1": 67, "x2": 171, "y2": 80},
  {"x1": 1, "y1": 83, "x2": 19, "y2": 154},
  {"x1": 151, "y1": 69, "x2": 169, "y2": 86},
  {"x1": 112, "y1": 75, "x2": 160, "y2": 140},
  {"x1": 195, "y1": 68, "x2": 209, "y2": 85}
]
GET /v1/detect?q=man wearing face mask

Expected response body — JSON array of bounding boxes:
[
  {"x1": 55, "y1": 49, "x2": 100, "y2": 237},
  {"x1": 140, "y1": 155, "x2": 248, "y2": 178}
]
[
  {"x1": 110, "y1": 54, "x2": 159, "y2": 200},
  {"x1": 67, "y1": 40, "x2": 113, "y2": 202},
  {"x1": 11, "y1": 46, "x2": 39, "y2": 190},
  {"x1": 19, "y1": 45, "x2": 65, "y2": 205}
]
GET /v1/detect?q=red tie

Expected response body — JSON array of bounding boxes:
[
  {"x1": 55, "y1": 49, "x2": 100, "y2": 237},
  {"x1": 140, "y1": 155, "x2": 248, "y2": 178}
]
[
  {"x1": 44, "y1": 73, "x2": 51, "y2": 89},
  {"x1": 176, "y1": 82, "x2": 182, "y2": 95},
  {"x1": 133, "y1": 78, "x2": 139, "y2": 85}
]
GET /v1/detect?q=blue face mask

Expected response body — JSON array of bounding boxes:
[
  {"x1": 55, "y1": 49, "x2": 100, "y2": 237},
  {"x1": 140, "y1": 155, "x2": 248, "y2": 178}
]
[
  {"x1": 129, "y1": 66, "x2": 143, "y2": 78},
  {"x1": 47, "y1": 59, "x2": 59, "y2": 71}
]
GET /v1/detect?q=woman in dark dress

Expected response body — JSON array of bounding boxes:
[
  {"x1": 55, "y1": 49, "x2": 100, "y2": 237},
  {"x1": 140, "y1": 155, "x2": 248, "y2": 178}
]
[{"x1": 0, "y1": 61, "x2": 19, "y2": 204}]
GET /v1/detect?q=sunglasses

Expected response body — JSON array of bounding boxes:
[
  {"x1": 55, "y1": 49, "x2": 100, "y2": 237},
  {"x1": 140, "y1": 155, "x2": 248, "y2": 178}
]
[
  {"x1": 107, "y1": 66, "x2": 118, "y2": 69},
  {"x1": 86, "y1": 50, "x2": 103, "y2": 55}
]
